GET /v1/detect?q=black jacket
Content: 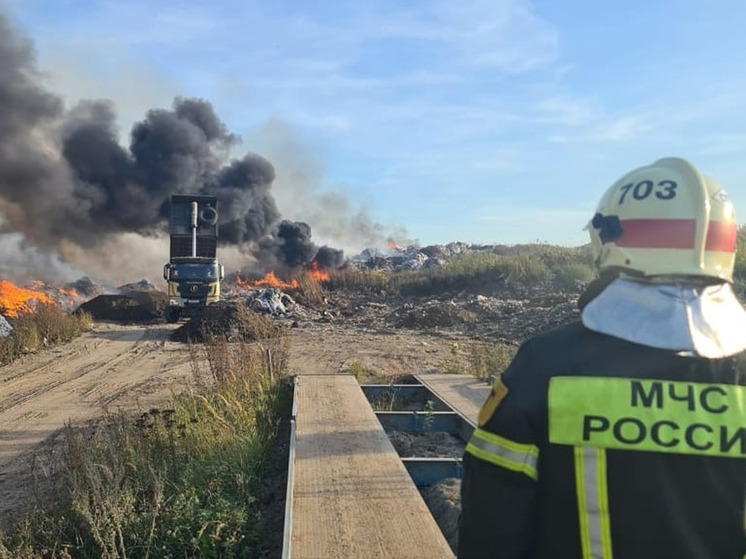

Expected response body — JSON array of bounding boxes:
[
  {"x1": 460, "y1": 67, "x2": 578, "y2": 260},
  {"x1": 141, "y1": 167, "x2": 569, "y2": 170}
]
[{"x1": 459, "y1": 320, "x2": 746, "y2": 559}]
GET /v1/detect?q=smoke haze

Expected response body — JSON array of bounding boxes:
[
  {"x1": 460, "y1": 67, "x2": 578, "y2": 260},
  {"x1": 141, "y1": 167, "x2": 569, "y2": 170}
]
[{"x1": 0, "y1": 8, "x2": 405, "y2": 286}]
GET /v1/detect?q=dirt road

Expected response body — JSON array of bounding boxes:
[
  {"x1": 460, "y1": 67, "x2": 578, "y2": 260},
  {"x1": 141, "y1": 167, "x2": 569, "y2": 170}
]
[
  {"x1": 0, "y1": 321, "x2": 197, "y2": 524},
  {"x1": 287, "y1": 323, "x2": 471, "y2": 378}
]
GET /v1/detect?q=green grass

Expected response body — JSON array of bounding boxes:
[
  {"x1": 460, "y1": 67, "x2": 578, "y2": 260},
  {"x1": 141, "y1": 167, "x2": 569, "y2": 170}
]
[
  {"x1": 331, "y1": 233, "x2": 746, "y2": 298},
  {"x1": 0, "y1": 332, "x2": 291, "y2": 558},
  {"x1": 330, "y1": 244, "x2": 595, "y2": 297},
  {"x1": 467, "y1": 342, "x2": 518, "y2": 381},
  {"x1": 348, "y1": 361, "x2": 381, "y2": 384}
]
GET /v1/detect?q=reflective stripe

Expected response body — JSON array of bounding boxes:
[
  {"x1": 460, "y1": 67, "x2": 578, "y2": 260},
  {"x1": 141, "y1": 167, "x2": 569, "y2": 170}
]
[
  {"x1": 616, "y1": 219, "x2": 737, "y2": 252},
  {"x1": 575, "y1": 446, "x2": 613, "y2": 559},
  {"x1": 466, "y1": 428, "x2": 539, "y2": 480}
]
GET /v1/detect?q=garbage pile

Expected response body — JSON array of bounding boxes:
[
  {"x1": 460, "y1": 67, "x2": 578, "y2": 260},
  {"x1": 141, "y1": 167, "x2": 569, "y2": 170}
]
[
  {"x1": 246, "y1": 288, "x2": 296, "y2": 315},
  {"x1": 394, "y1": 301, "x2": 481, "y2": 329},
  {"x1": 0, "y1": 314, "x2": 12, "y2": 337},
  {"x1": 352, "y1": 242, "x2": 479, "y2": 272},
  {"x1": 66, "y1": 276, "x2": 102, "y2": 298}
]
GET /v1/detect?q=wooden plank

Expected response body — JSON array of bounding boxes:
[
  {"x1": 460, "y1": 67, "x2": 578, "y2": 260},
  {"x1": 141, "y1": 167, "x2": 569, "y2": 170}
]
[
  {"x1": 416, "y1": 374, "x2": 491, "y2": 425},
  {"x1": 291, "y1": 374, "x2": 454, "y2": 559}
]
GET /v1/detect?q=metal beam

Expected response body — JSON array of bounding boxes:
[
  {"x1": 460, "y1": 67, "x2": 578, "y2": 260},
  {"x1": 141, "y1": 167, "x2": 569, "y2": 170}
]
[
  {"x1": 361, "y1": 384, "x2": 451, "y2": 411},
  {"x1": 401, "y1": 457, "x2": 464, "y2": 487},
  {"x1": 374, "y1": 411, "x2": 463, "y2": 435}
]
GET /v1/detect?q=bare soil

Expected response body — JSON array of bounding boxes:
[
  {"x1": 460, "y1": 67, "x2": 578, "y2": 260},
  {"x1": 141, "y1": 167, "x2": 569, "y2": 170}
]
[
  {"x1": 286, "y1": 322, "x2": 474, "y2": 378},
  {"x1": 0, "y1": 321, "x2": 198, "y2": 525}
]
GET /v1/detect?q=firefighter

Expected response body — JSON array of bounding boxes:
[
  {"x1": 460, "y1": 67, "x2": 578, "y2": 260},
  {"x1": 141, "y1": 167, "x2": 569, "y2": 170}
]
[{"x1": 458, "y1": 157, "x2": 746, "y2": 559}]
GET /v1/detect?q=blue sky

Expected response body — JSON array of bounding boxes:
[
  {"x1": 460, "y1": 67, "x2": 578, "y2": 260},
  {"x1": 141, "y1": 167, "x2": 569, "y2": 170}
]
[{"x1": 5, "y1": 0, "x2": 746, "y2": 250}]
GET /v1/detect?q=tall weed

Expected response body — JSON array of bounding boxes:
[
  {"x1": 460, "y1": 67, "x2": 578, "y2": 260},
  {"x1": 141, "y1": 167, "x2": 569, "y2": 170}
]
[
  {"x1": 0, "y1": 305, "x2": 92, "y2": 365},
  {"x1": 0, "y1": 332, "x2": 291, "y2": 558},
  {"x1": 468, "y1": 342, "x2": 517, "y2": 381}
]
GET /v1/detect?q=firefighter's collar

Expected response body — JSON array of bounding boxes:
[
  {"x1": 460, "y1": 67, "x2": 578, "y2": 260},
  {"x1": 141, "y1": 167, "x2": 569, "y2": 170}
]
[{"x1": 581, "y1": 277, "x2": 746, "y2": 358}]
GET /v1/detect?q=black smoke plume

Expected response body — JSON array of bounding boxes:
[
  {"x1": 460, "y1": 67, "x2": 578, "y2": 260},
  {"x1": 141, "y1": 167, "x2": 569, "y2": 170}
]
[
  {"x1": 276, "y1": 221, "x2": 318, "y2": 267},
  {"x1": 313, "y1": 246, "x2": 346, "y2": 269},
  {"x1": 0, "y1": 9, "x2": 345, "y2": 275}
]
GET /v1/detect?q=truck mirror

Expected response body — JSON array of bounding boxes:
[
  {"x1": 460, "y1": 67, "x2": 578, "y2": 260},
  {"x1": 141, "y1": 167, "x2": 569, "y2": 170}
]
[
  {"x1": 163, "y1": 264, "x2": 170, "y2": 281},
  {"x1": 219, "y1": 265, "x2": 225, "y2": 281}
]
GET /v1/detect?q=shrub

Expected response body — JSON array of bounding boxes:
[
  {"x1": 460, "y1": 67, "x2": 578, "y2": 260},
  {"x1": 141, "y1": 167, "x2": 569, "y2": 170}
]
[
  {"x1": 467, "y1": 342, "x2": 517, "y2": 381},
  {"x1": 0, "y1": 305, "x2": 92, "y2": 365},
  {"x1": 552, "y1": 262, "x2": 596, "y2": 291},
  {"x1": 296, "y1": 272, "x2": 325, "y2": 306},
  {"x1": 500, "y1": 255, "x2": 551, "y2": 284},
  {"x1": 328, "y1": 267, "x2": 391, "y2": 292}
]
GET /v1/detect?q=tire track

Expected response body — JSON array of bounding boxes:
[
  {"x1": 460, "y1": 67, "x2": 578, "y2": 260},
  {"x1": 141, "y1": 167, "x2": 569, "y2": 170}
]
[{"x1": 0, "y1": 321, "x2": 198, "y2": 478}]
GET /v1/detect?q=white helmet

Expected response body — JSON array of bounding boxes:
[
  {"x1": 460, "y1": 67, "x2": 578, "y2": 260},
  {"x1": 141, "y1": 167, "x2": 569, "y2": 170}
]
[{"x1": 589, "y1": 157, "x2": 738, "y2": 282}]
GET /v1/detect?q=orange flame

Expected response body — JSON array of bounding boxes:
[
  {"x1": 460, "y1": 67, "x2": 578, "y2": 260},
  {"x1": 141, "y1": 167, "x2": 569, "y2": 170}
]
[
  {"x1": 0, "y1": 280, "x2": 55, "y2": 318},
  {"x1": 388, "y1": 238, "x2": 404, "y2": 251},
  {"x1": 237, "y1": 271, "x2": 300, "y2": 290},
  {"x1": 59, "y1": 287, "x2": 79, "y2": 298},
  {"x1": 307, "y1": 261, "x2": 331, "y2": 282}
]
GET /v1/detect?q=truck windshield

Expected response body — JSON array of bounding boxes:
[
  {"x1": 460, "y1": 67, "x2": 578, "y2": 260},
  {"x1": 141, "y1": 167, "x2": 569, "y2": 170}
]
[{"x1": 171, "y1": 263, "x2": 218, "y2": 280}]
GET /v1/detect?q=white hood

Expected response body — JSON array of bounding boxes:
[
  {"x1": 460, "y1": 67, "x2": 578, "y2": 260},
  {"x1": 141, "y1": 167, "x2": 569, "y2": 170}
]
[{"x1": 581, "y1": 277, "x2": 746, "y2": 358}]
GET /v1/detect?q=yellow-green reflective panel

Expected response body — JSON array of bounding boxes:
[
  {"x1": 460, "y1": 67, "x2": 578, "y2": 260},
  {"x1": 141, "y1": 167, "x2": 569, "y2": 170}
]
[{"x1": 549, "y1": 377, "x2": 746, "y2": 457}]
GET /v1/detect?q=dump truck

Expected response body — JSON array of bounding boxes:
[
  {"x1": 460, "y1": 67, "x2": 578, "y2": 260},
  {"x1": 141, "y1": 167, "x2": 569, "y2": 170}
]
[{"x1": 162, "y1": 194, "x2": 224, "y2": 323}]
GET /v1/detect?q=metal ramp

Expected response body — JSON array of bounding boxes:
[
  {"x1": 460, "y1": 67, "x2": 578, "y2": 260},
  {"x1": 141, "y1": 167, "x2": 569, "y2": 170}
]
[{"x1": 284, "y1": 374, "x2": 454, "y2": 559}]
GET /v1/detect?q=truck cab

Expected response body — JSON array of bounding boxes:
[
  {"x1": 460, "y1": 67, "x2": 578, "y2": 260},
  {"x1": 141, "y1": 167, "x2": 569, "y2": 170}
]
[{"x1": 163, "y1": 258, "x2": 225, "y2": 322}]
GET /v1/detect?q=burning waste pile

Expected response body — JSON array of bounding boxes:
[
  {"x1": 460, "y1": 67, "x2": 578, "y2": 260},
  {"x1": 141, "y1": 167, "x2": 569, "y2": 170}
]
[
  {"x1": 220, "y1": 259, "x2": 334, "y2": 321},
  {"x1": 0, "y1": 275, "x2": 172, "y2": 325},
  {"x1": 0, "y1": 277, "x2": 103, "y2": 331}
]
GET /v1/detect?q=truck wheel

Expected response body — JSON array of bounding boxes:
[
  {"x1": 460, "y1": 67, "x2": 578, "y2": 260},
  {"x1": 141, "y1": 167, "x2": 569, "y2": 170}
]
[{"x1": 164, "y1": 307, "x2": 181, "y2": 323}]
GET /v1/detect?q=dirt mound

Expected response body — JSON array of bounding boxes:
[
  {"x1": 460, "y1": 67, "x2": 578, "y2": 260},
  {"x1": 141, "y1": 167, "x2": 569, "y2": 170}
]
[
  {"x1": 396, "y1": 302, "x2": 480, "y2": 329},
  {"x1": 76, "y1": 292, "x2": 167, "y2": 323},
  {"x1": 468, "y1": 295, "x2": 580, "y2": 342},
  {"x1": 171, "y1": 301, "x2": 279, "y2": 343}
]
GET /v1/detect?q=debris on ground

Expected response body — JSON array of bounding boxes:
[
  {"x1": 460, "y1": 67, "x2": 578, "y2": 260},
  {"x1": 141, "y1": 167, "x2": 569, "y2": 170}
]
[
  {"x1": 386, "y1": 431, "x2": 465, "y2": 458},
  {"x1": 352, "y1": 242, "x2": 472, "y2": 272},
  {"x1": 171, "y1": 301, "x2": 280, "y2": 343},
  {"x1": 0, "y1": 314, "x2": 12, "y2": 337},
  {"x1": 421, "y1": 478, "x2": 461, "y2": 553},
  {"x1": 118, "y1": 279, "x2": 159, "y2": 293},
  {"x1": 394, "y1": 302, "x2": 481, "y2": 329},
  {"x1": 246, "y1": 288, "x2": 296, "y2": 315}
]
